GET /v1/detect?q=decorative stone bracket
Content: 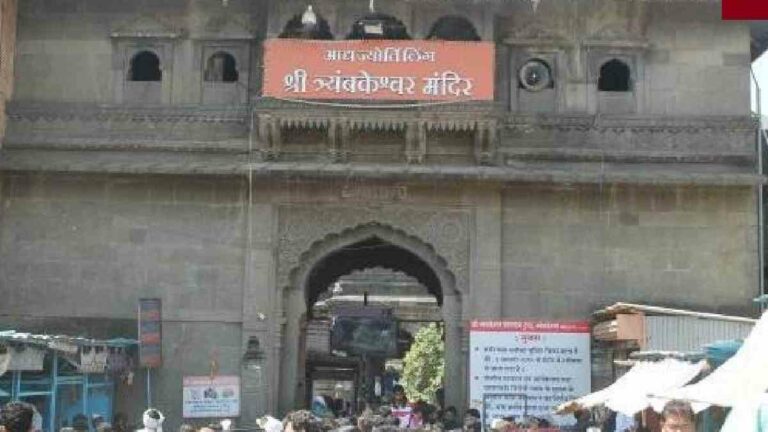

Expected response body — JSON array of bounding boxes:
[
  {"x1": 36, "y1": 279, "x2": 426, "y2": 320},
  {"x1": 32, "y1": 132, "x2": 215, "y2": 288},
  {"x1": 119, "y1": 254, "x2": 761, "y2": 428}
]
[
  {"x1": 254, "y1": 109, "x2": 503, "y2": 165},
  {"x1": 327, "y1": 118, "x2": 351, "y2": 162},
  {"x1": 405, "y1": 121, "x2": 427, "y2": 164},
  {"x1": 256, "y1": 114, "x2": 282, "y2": 160},
  {"x1": 474, "y1": 120, "x2": 499, "y2": 165}
]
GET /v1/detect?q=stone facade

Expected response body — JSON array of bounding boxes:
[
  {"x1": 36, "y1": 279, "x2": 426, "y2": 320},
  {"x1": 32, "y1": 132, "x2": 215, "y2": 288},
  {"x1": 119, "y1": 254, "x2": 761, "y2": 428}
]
[{"x1": 0, "y1": 0, "x2": 762, "y2": 428}]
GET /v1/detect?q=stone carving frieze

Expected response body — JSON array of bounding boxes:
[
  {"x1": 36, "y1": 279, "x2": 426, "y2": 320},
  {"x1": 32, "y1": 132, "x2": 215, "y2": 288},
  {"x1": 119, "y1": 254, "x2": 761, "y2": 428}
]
[
  {"x1": 110, "y1": 14, "x2": 183, "y2": 39},
  {"x1": 7, "y1": 103, "x2": 248, "y2": 124},
  {"x1": 276, "y1": 205, "x2": 470, "y2": 295}
]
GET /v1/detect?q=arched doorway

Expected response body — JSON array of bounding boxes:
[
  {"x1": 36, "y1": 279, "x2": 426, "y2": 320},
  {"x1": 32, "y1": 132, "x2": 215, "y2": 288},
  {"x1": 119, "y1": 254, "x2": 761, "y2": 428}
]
[{"x1": 279, "y1": 223, "x2": 464, "y2": 415}]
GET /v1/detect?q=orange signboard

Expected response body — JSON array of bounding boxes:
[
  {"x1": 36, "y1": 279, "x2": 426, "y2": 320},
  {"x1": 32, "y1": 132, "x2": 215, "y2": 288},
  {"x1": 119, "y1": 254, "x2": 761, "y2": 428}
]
[{"x1": 263, "y1": 39, "x2": 495, "y2": 101}]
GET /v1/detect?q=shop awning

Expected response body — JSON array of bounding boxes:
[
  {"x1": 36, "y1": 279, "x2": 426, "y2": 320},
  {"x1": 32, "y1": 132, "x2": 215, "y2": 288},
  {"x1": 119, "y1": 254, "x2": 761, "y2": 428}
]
[
  {"x1": 556, "y1": 358, "x2": 705, "y2": 417},
  {"x1": 653, "y1": 310, "x2": 768, "y2": 412}
]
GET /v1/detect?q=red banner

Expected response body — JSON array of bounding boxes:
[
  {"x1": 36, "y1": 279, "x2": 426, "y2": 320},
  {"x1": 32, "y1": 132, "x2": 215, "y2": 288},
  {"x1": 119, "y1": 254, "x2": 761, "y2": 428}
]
[
  {"x1": 139, "y1": 298, "x2": 162, "y2": 368},
  {"x1": 722, "y1": 0, "x2": 768, "y2": 19},
  {"x1": 263, "y1": 39, "x2": 495, "y2": 101}
]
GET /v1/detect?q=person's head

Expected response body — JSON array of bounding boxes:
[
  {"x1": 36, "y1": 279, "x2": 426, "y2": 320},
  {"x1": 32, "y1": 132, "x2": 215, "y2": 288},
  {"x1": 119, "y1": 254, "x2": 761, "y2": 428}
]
[
  {"x1": 179, "y1": 425, "x2": 196, "y2": 432},
  {"x1": 376, "y1": 406, "x2": 391, "y2": 418},
  {"x1": 463, "y1": 409, "x2": 480, "y2": 424},
  {"x1": 392, "y1": 385, "x2": 406, "y2": 405},
  {"x1": 284, "y1": 410, "x2": 319, "y2": 432},
  {"x1": 411, "y1": 402, "x2": 427, "y2": 424},
  {"x1": 113, "y1": 414, "x2": 128, "y2": 431},
  {"x1": 660, "y1": 400, "x2": 695, "y2": 432},
  {"x1": 72, "y1": 414, "x2": 89, "y2": 432},
  {"x1": 92, "y1": 416, "x2": 105, "y2": 429},
  {"x1": 444, "y1": 407, "x2": 457, "y2": 421},
  {"x1": 142, "y1": 409, "x2": 164, "y2": 432},
  {"x1": 434, "y1": 388, "x2": 445, "y2": 409},
  {"x1": 371, "y1": 426, "x2": 399, "y2": 432},
  {"x1": 0, "y1": 402, "x2": 36, "y2": 432}
]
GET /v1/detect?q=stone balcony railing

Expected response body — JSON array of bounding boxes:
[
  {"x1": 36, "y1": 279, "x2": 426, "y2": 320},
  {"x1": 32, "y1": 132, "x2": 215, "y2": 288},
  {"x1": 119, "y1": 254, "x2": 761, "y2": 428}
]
[{"x1": 0, "y1": 100, "x2": 760, "y2": 185}]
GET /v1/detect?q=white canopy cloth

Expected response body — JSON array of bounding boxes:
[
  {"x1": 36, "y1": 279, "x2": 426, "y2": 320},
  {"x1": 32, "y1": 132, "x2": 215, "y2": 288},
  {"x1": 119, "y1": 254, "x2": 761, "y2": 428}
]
[
  {"x1": 653, "y1": 310, "x2": 767, "y2": 412},
  {"x1": 556, "y1": 358, "x2": 705, "y2": 417}
]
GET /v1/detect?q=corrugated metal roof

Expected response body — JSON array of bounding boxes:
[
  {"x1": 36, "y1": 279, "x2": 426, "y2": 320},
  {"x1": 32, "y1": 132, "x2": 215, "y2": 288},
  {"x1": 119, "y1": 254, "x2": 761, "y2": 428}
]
[
  {"x1": 593, "y1": 303, "x2": 757, "y2": 324},
  {"x1": 644, "y1": 316, "x2": 754, "y2": 352},
  {"x1": 0, "y1": 330, "x2": 137, "y2": 348}
]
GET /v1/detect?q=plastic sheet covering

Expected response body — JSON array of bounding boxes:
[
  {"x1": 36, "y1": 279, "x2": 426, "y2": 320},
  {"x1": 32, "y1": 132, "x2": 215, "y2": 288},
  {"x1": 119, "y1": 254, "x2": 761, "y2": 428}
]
[
  {"x1": 0, "y1": 351, "x2": 9, "y2": 377},
  {"x1": 556, "y1": 359, "x2": 705, "y2": 417},
  {"x1": 653, "y1": 310, "x2": 768, "y2": 412},
  {"x1": 704, "y1": 339, "x2": 743, "y2": 368},
  {"x1": 718, "y1": 393, "x2": 768, "y2": 432}
]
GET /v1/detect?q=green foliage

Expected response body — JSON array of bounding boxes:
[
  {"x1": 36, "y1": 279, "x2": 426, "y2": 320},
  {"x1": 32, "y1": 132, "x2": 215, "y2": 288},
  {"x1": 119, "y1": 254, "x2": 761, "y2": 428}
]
[{"x1": 401, "y1": 323, "x2": 445, "y2": 403}]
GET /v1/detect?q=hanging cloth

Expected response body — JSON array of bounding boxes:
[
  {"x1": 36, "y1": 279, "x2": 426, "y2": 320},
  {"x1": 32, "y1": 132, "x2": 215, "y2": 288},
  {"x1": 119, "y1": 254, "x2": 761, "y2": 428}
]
[{"x1": 8, "y1": 346, "x2": 45, "y2": 371}]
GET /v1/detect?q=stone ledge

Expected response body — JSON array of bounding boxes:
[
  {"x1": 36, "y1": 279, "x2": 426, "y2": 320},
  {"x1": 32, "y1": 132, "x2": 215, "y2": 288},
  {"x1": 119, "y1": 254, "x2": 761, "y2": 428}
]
[
  {"x1": 3, "y1": 137, "x2": 249, "y2": 153},
  {"x1": 0, "y1": 149, "x2": 761, "y2": 186},
  {"x1": 8, "y1": 101, "x2": 754, "y2": 132},
  {"x1": 7, "y1": 102, "x2": 249, "y2": 123}
]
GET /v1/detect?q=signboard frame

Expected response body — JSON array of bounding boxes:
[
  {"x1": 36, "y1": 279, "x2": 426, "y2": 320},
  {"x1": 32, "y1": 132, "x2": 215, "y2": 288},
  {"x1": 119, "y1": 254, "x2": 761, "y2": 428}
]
[
  {"x1": 469, "y1": 320, "x2": 591, "y2": 428},
  {"x1": 263, "y1": 39, "x2": 495, "y2": 102},
  {"x1": 182, "y1": 375, "x2": 241, "y2": 419}
]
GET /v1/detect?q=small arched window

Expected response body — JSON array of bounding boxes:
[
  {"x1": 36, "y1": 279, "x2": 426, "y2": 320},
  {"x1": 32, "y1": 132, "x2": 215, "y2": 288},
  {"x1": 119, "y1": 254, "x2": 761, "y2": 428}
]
[
  {"x1": 128, "y1": 51, "x2": 162, "y2": 82},
  {"x1": 205, "y1": 51, "x2": 239, "y2": 83},
  {"x1": 426, "y1": 16, "x2": 480, "y2": 41},
  {"x1": 598, "y1": 59, "x2": 631, "y2": 92}
]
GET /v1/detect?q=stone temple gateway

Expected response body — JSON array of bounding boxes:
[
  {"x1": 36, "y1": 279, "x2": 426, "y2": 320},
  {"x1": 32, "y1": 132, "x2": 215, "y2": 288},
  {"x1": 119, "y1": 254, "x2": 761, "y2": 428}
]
[{"x1": 0, "y1": 0, "x2": 765, "y2": 427}]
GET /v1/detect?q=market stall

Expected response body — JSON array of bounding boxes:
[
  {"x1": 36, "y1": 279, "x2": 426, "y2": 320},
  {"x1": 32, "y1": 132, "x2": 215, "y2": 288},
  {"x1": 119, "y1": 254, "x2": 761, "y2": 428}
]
[
  {"x1": 0, "y1": 331, "x2": 136, "y2": 432},
  {"x1": 652, "y1": 310, "x2": 768, "y2": 412},
  {"x1": 556, "y1": 358, "x2": 705, "y2": 417}
]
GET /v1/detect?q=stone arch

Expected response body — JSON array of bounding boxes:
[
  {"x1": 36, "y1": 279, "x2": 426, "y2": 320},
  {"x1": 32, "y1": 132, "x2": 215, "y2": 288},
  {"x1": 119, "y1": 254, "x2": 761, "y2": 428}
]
[
  {"x1": 426, "y1": 15, "x2": 481, "y2": 41},
  {"x1": 598, "y1": 58, "x2": 631, "y2": 92},
  {"x1": 204, "y1": 51, "x2": 239, "y2": 83},
  {"x1": 289, "y1": 222, "x2": 459, "y2": 306},
  {"x1": 278, "y1": 222, "x2": 465, "y2": 414},
  {"x1": 128, "y1": 50, "x2": 162, "y2": 82}
]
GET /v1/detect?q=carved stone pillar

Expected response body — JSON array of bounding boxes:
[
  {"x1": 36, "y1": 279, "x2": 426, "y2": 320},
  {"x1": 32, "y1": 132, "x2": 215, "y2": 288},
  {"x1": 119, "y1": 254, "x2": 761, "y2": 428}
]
[
  {"x1": 241, "y1": 202, "x2": 277, "y2": 419},
  {"x1": 278, "y1": 289, "x2": 305, "y2": 415},
  {"x1": 474, "y1": 121, "x2": 499, "y2": 165},
  {"x1": 256, "y1": 114, "x2": 282, "y2": 160},
  {"x1": 442, "y1": 296, "x2": 466, "y2": 411},
  {"x1": 469, "y1": 189, "x2": 503, "y2": 318},
  {"x1": 406, "y1": 121, "x2": 427, "y2": 164},
  {"x1": 327, "y1": 118, "x2": 350, "y2": 162}
]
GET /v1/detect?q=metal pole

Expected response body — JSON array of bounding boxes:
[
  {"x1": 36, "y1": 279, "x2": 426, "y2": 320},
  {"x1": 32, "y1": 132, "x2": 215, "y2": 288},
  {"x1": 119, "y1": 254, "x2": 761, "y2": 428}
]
[
  {"x1": 146, "y1": 368, "x2": 152, "y2": 408},
  {"x1": 751, "y1": 66, "x2": 765, "y2": 314},
  {"x1": 51, "y1": 352, "x2": 58, "y2": 432},
  {"x1": 83, "y1": 373, "x2": 89, "y2": 431}
]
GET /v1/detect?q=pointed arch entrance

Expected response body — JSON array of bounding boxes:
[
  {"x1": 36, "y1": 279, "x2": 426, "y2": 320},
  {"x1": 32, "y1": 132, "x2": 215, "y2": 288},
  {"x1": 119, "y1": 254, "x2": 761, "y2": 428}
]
[{"x1": 279, "y1": 223, "x2": 464, "y2": 414}]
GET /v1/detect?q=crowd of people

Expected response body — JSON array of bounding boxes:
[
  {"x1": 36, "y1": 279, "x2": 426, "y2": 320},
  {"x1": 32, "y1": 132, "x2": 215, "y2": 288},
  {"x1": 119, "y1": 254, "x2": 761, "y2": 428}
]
[{"x1": 0, "y1": 396, "x2": 697, "y2": 432}]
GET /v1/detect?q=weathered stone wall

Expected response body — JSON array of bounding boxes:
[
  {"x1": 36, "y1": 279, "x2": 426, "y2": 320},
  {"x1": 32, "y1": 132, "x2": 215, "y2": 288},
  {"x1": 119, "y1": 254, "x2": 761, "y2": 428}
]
[
  {"x1": 14, "y1": 0, "x2": 266, "y2": 104},
  {"x1": 0, "y1": 173, "x2": 248, "y2": 427},
  {"x1": 0, "y1": 174, "x2": 247, "y2": 318},
  {"x1": 501, "y1": 184, "x2": 758, "y2": 319},
  {"x1": 0, "y1": 173, "x2": 759, "y2": 423},
  {"x1": 11, "y1": 0, "x2": 752, "y2": 117},
  {"x1": 645, "y1": 3, "x2": 751, "y2": 116},
  {"x1": 496, "y1": 0, "x2": 750, "y2": 116}
]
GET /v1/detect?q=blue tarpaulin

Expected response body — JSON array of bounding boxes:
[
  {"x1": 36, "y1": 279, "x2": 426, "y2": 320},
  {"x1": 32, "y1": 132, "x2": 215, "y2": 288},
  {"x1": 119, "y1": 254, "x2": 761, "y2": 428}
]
[{"x1": 704, "y1": 339, "x2": 744, "y2": 368}]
